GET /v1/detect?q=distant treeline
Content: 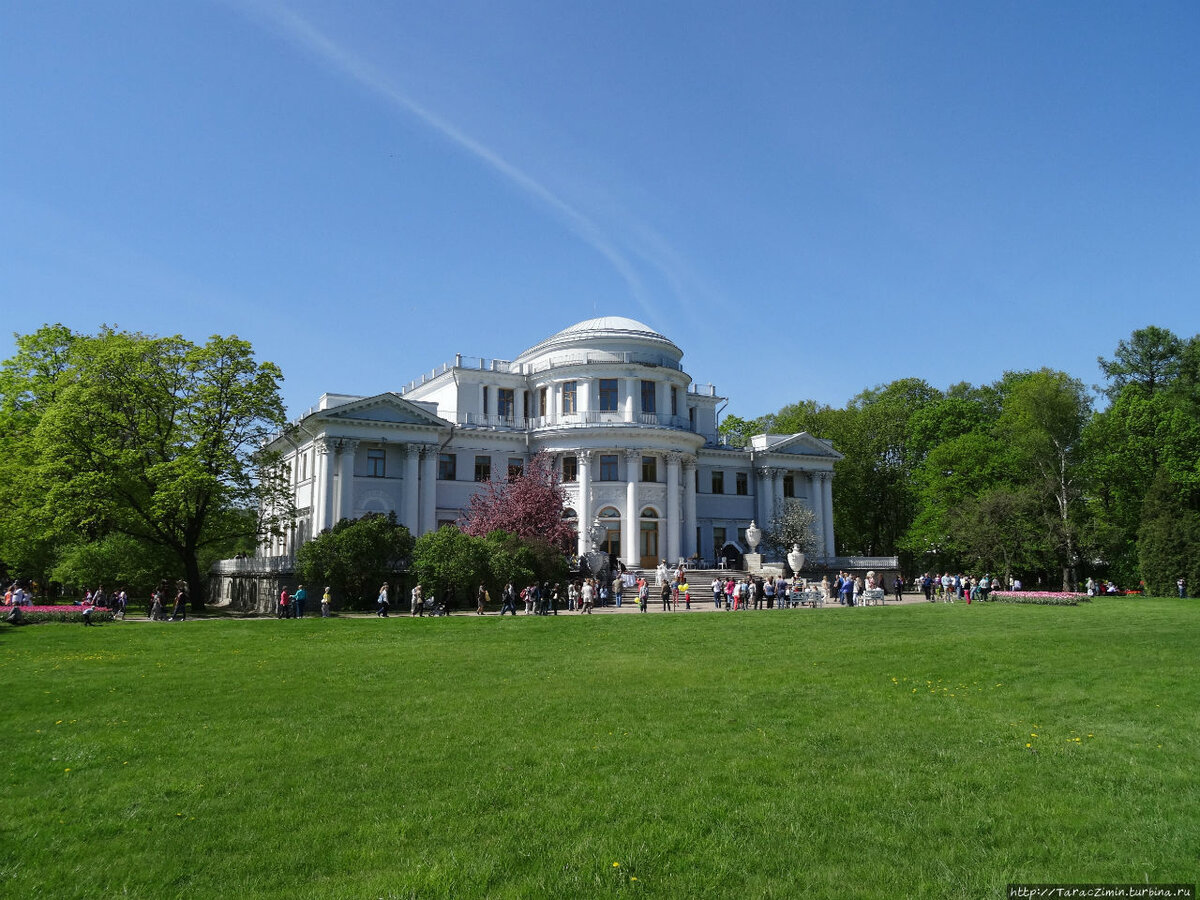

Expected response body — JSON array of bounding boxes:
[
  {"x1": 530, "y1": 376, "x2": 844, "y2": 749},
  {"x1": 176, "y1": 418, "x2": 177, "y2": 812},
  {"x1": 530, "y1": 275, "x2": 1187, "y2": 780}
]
[{"x1": 719, "y1": 326, "x2": 1200, "y2": 594}]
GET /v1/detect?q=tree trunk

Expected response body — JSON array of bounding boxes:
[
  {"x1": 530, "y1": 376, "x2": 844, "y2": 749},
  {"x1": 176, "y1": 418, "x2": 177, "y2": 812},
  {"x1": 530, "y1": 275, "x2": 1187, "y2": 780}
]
[{"x1": 185, "y1": 551, "x2": 205, "y2": 612}]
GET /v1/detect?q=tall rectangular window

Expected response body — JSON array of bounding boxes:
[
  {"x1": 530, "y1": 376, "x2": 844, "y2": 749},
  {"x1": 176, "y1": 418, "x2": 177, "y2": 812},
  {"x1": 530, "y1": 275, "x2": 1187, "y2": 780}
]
[
  {"x1": 641, "y1": 455, "x2": 657, "y2": 482},
  {"x1": 736, "y1": 472, "x2": 748, "y2": 495},
  {"x1": 482, "y1": 386, "x2": 489, "y2": 415},
  {"x1": 713, "y1": 526, "x2": 726, "y2": 550},
  {"x1": 508, "y1": 458, "x2": 524, "y2": 480},
  {"x1": 539, "y1": 387, "x2": 547, "y2": 417},
  {"x1": 438, "y1": 453, "x2": 457, "y2": 481},
  {"x1": 562, "y1": 455, "x2": 577, "y2": 482},
  {"x1": 711, "y1": 471, "x2": 725, "y2": 494},
  {"x1": 671, "y1": 386, "x2": 679, "y2": 416},
  {"x1": 474, "y1": 455, "x2": 491, "y2": 482},
  {"x1": 641, "y1": 380, "x2": 656, "y2": 413},
  {"x1": 561, "y1": 381, "x2": 577, "y2": 414},
  {"x1": 522, "y1": 392, "x2": 530, "y2": 420},
  {"x1": 783, "y1": 474, "x2": 795, "y2": 498},
  {"x1": 498, "y1": 388, "x2": 514, "y2": 420},
  {"x1": 598, "y1": 379, "x2": 619, "y2": 411},
  {"x1": 599, "y1": 454, "x2": 618, "y2": 481},
  {"x1": 368, "y1": 448, "x2": 385, "y2": 478}
]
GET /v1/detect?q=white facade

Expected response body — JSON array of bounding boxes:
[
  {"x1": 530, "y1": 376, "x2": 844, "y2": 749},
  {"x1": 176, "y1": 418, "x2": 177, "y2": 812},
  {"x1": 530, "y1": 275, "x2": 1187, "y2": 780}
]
[{"x1": 263, "y1": 317, "x2": 840, "y2": 567}]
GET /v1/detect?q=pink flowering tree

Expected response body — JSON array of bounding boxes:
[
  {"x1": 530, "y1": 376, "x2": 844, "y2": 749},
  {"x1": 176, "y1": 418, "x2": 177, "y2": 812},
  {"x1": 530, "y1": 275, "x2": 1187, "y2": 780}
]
[{"x1": 461, "y1": 453, "x2": 576, "y2": 554}]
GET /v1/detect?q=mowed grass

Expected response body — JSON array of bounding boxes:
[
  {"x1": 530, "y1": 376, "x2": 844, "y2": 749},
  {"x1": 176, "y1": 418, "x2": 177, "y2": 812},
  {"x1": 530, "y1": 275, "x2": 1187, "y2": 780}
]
[{"x1": 2, "y1": 599, "x2": 1197, "y2": 899}]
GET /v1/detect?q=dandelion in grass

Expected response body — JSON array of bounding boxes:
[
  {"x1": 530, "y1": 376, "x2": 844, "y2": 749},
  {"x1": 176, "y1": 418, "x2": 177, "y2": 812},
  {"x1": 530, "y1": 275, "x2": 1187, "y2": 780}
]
[{"x1": 612, "y1": 862, "x2": 620, "y2": 868}]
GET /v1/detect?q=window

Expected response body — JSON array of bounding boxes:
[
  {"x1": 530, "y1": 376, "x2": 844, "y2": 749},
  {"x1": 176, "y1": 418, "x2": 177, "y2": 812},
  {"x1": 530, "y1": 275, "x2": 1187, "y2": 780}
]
[
  {"x1": 737, "y1": 526, "x2": 748, "y2": 547},
  {"x1": 523, "y1": 391, "x2": 530, "y2": 420},
  {"x1": 507, "y1": 458, "x2": 524, "y2": 480},
  {"x1": 641, "y1": 456, "x2": 657, "y2": 482},
  {"x1": 711, "y1": 471, "x2": 724, "y2": 494},
  {"x1": 498, "y1": 388, "x2": 514, "y2": 420},
  {"x1": 301, "y1": 452, "x2": 308, "y2": 481},
  {"x1": 598, "y1": 378, "x2": 619, "y2": 411},
  {"x1": 539, "y1": 387, "x2": 547, "y2": 417},
  {"x1": 438, "y1": 453, "x2": 456, "y2": 481},
  {"x1": 671, "y1": 386, "x2": 679, "y2": 416},
  {"x1": 562, "y1": 455, "x2": 577, "y2": 483},
  {"x1": 689, "y1": 407, "x2": 696, "y2": 428},
  {"x1": 482, "y1": 386, "x2": 489, "y2": 415},
  {"x1": 641, "y1": 380, "x2": 656, "y2": 413},
  {"x1": 783, "y1": 474, "x2": 795, "y2": 498},
  {"x1": 368, "y1": 448, "x2": 385, "y2": 478},
  {"x1": 561, "y1": 381, "x2": 577, "y2": 414},
  {"x1": 736, "y1": 472, "x2": 748, "y2": 495},
  {"x1": 474, "y1": 455, "x2": 491, "y2": 482},
  {"x1": 599, "y1": 454, "x2": 618, "y2": 481},
  {"x1": 713, "y1": 526, "x2": 726, "y2": 549}
]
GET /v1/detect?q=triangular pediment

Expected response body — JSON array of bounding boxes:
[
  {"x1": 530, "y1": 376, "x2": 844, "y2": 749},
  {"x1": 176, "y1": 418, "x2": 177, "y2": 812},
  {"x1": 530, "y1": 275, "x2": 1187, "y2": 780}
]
[
  {"x1": 316, "y1": 393, "x2": 450, "y2": 428},
  {"x1": 750, "y1": 432, "x2": 842, "y2": 459}
]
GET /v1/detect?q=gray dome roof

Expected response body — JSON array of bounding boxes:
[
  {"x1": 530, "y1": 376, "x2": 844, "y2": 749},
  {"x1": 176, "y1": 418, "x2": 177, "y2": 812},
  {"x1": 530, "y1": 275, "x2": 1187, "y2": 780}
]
[{"x1": 516, "y1": 316, "x2": 680, "y2": 360}]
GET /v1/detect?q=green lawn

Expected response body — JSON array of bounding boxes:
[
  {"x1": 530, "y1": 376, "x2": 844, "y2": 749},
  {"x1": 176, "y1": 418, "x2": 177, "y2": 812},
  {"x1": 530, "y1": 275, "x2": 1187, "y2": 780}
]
[{"x1": 2, "y1": 598, "x2": 1197, "y2": 899}]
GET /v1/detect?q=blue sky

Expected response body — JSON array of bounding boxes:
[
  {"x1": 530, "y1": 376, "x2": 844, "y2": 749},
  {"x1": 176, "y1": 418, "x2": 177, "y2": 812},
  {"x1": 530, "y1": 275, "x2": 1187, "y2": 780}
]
[{"x1": 2, "y1": 1, "x2": 1197, "y2": 421}]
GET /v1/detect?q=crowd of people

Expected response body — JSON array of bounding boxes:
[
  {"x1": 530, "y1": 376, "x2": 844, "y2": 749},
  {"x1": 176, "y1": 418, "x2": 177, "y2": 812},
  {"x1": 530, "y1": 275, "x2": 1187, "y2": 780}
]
[{"x1": 917, "y1": 572, "x2": 1014, "y2": 603}]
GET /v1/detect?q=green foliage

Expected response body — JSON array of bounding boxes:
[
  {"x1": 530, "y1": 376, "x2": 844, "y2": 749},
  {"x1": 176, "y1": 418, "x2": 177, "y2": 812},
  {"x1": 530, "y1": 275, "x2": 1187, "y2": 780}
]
[
  {"x1": 410, "y1": 525, "x2": 490, "y2": 604},
  {"x1": 1137, "y1": 471, "x2": 1200, "y2": 597},
  {"x1": 1097, "y1": 324, "x2": 1185, "y2": 399},
  {"x1": 295, "y1": 512, "x2": 415, "y2": 609},
  {"x1": 0, "y1": 325, "x2": 289, "y2": 607},
  {"x1": 49, "y1": 534, "x2": 179, "y2": 598}
]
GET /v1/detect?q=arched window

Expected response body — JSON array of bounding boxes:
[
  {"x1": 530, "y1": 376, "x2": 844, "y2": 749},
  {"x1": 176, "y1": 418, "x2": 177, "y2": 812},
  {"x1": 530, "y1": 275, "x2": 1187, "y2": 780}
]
[{"x1": 640, "y1": 507, "x2": 659, "y2": 518}]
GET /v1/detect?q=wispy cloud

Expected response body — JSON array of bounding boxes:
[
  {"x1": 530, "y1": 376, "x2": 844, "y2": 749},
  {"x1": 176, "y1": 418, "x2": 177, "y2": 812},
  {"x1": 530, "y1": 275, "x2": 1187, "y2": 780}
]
[{"x1": 231, "y1": 0, "x2": 674, "y2": 320}]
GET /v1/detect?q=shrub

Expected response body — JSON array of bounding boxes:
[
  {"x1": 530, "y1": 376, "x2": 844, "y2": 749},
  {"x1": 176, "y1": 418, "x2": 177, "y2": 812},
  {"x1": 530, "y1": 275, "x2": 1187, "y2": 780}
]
[{"x1": 2, "y1": 605, "x2": 116, "y2": 624}]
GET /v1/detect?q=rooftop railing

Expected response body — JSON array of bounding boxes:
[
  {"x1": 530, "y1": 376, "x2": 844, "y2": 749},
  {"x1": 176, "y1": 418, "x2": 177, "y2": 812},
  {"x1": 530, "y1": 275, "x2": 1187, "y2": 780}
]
[
  {"x1": 400, "y1": 351, "x2": 688, "y2": 394},
  {"x1": 455, "y1": 410, "x2": 697, "y2": 432}
]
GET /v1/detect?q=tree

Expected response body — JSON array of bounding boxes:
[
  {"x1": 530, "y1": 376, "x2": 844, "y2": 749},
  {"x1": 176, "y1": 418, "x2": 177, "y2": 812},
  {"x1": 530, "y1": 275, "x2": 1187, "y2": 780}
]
[
  {"x1": 762, "y1": 499, "x2": 819, "y2": 561},
  {"x1": 295, "y1": 512, "x2": 414, "y2": 609},
  {"x1": 0, "y1": 326, "x2": 290, "y2": 608},
  {"x1": 461, "y1": 452, "x2": 575, "y2": 552},
  {"x1": 1097, "y1": 325, "x2": 1185, "y2": 400},
  {"x1": 999, "y1": 369, "x2": 1092, "y2": 590},
  {"x1": 1137, "y1": 470, "x2": 1200, "y2": 596},
  {"x1": 411, "y1": 525, "x2": 490, "y2": 607},
  {"x1": 948, "y1": 487, "x2": 1049, "y2": 582}
]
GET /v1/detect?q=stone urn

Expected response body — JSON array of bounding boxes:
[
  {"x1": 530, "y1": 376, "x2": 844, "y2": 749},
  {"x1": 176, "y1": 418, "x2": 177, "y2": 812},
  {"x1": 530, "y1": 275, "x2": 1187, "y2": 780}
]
[
  {"x1": 745, "y1": 520, "x2": 761, "y2": 553},
  {"x1": 787, "y1": 543, "x2": 805, "y2": 574}
]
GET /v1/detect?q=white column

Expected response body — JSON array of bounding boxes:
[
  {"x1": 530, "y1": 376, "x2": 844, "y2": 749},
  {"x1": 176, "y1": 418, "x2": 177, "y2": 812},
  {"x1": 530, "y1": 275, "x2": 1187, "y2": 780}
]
[
  {"x1": 762, "y1": 467, "x2": 778, "y2": 528},
  {"x1": 666, "y1": 451, "x2": 682, "y2": 564},
  {"x1": 317, "y1": 438, "x2": 335, "y2": 534},
  {"x1": 404, "y1": 444, "x2": 420, "y2": 533},
  {"x1": 577, "y1": 451, "x2": 592, "y2": 557},
  {"x1": 683, "y1": 455, "x2": 697, "y2": 559},
  {"x1": 578, "y1": 379, "x2": 590, "y2": 414},
  {"x1": 809, "y1": 472, "x2": 825, "y2": 558},
  {"x1": 623, "y1": 450, "x2": 639, "y2": 566},
  {"x1": 821, "y1": 472, "x2": 835, "y2": 557},
  {"x1": 624, "y1": 379, "x2": 636, "y2": 423},
  {"x1": 420, "y1": 446, "x2": 438, "y2": 536},
  {"x1": 337, "y1": 440, "x2": 358, "y2": 523}
]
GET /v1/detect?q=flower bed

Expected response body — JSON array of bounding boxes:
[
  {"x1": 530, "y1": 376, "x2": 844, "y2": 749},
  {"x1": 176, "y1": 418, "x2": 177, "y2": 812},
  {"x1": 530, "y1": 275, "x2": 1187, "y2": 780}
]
[
  {"x1": 2, "y1": 605, "x2": 116, "y2": 624},
  {"x1": 989, "y1": 591, "x2": 1086, "y2": 606}
]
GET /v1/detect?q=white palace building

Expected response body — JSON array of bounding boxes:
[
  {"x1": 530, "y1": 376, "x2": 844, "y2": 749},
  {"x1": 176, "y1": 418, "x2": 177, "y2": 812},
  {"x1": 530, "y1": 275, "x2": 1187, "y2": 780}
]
[{"x1": 253, "y1": 316, "x2": 840, "y2": 573}]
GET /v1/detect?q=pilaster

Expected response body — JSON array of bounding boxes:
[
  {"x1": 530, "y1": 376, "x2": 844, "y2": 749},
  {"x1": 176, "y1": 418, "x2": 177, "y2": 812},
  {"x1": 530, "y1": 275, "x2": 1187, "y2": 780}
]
[
  {"x1": 682, "y1": 455, "x2": 697, "y2": 558},
  {"x1": 623, "y1": 450, "x2": 640, "y2": 565},
  {"x1": 666, "y1": 451, "x2": 682, "y2": 564}
]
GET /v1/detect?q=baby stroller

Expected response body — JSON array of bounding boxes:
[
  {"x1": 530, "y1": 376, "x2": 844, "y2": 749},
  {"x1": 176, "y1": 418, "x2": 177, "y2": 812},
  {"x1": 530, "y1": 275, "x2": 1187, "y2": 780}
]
[{"x1": 421, "y1": 597, "x2": 449, "y2": 617}]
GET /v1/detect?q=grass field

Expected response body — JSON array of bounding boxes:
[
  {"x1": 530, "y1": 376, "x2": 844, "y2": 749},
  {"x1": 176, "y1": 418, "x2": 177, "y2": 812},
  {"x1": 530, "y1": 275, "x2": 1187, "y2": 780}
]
[{"x1": 2, "y1": 598, "x2": 1197, "y2": 899}]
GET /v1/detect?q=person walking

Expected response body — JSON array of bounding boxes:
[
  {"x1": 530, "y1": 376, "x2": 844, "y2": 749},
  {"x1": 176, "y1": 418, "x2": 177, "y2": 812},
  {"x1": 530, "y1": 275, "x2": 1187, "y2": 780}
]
[
  {"x1": 170, "y1": 587, "x2": 188, "y2": 621},
  {"x1": 278, "y1": 588, "x2": 290, "y2": 619},
  {"x1": 412, "y1": 583, "x2": 424, "y2": 616},
  {"x1": 321, "y1": 586, "x2": 332, "y2": 617},
  {"x1": 376, "y1": 583, "x2": 390, "y2": 617},
  {"x1": 660, "y1": 580, "x2": 671, "y2": 611},
  {"x1": 580, "y1": 579, "x2": 594, "y2": 614},
  {"x1": 500, "y1": 582, "x2": 518, "y2": 616},
  {"x1": 292, "y1": 584, "x2": 306, "y2": 618},
  {"x1": 1179, "y1": 577, "x2": 1187, "y2": 599},
  {"x1": 638, "y1": 578, "x2": 649, "y2": 612},
  {"x1": 477, "y1": 583, "x2": 488, "y2": 615}
]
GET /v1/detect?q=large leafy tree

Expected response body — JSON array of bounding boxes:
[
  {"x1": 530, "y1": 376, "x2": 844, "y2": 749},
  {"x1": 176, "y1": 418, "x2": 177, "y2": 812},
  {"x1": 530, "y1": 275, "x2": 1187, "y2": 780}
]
[
  {"x1": 410, "y1": 525, "x2": 490, "y2": 606},
  {"x1": 295, "y1": 512, "x2": 414, "y2": 609},
  {"x1": 1138, "y1": 471, "x2": 1200, "y2": 597},
  {"x1": 0, "y1": 325, "x2": 290, "y2": 608},
  {"x1": 998, "y1": 369, "x2": 1092, "y2": 590}
]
